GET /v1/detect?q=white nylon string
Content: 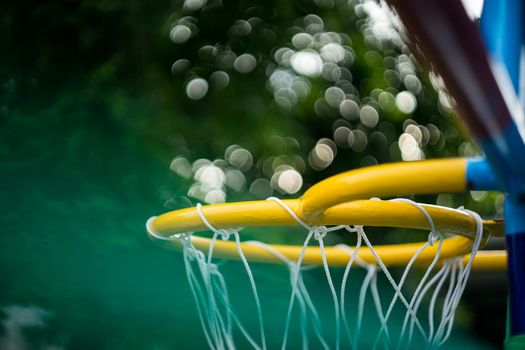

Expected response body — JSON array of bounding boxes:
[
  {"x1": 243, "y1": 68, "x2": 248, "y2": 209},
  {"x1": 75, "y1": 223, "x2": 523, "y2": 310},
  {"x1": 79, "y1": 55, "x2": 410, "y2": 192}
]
[
  {"x1": 182, "y1": 242, "x2": 217, "y2": 350},
  {"x1": 337, "y1": 233, "x2": 365, "y2": 344},
  {"x1": 188, "y1": 245, "x2": 228, "y2": 349},
  {"x1": 427, "y1": 261, "x2": 453, "y2": 342},
  {"x1": 195, "y1": 204, "x2": 267, "y2": 350},
  {"x1": 245, "y1": 240, "x2": 331, "y2": 349},
  {"x1": 188, "y1": 235, "x2": 229, "y2": 349},
  {"x1": 279, "y1": 228, "x2": 314, "y2": 350},
  {"x1": 316, "y1": 229, "x2": 342, "y2": 350},
  {"x1": 367, "y1": 229, "x2": 432, "y2": 349},
  {"x1": 206, "y1": 233, "x2": 247, "y2": 350},
  {"x1": 393, "y1": 200, "x2": 445, "y2": 349},
  {"x1": 146, "y1": 219, "x2": 219, "y2": 348},
  {"x1": 211, "y1": 268, "x2": 261, "y2": 349},
  {"x1": 370, "y1": 198, "x2": 446, "y2": 349},
  {"x1": 266, "y1": 197, "x2": 344, "y2": 350},
  {"x1": 267, "y1": 198, "x2": 433, "y2": 349},
  {"x1": 431, "y1": 208, "x2": 483, "y2": 347},
  {"x1": 369, "y1": 269, "x2": 390, "y2": 350},
  {"x1": 402, "y1": 261, "x2": 449, "y2": 348},
  {"x1": 355, "y1": 265, "x2": 377, "y2": 348},
  {"x1": 146, "y1": 196, "x2": 484, "y2": 350}
]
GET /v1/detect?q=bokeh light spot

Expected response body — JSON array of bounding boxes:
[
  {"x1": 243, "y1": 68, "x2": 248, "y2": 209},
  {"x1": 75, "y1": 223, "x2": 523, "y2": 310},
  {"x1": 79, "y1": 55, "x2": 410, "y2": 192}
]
[
  {"x1": 170, "y1": 25, "x2": 192, "y2": 44},
  {"x1": 290, "y1": 51, "x2": 323, "y2": 77},
  {"x1": 186, "y1": 78, "x2": 209, "y2": 100},
  {"x1": 234, "y1": 54, "x2": 257, "y2": 73},
  {"x1": 395, "y1": 91, "x2": 417, "y2": 114}
]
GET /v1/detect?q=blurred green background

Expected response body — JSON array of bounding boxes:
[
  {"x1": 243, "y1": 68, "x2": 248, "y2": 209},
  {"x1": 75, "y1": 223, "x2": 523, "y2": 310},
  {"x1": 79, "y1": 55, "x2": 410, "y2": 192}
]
[{"x1": 0, "y1": 0, "x2": 507, "y2": 348}]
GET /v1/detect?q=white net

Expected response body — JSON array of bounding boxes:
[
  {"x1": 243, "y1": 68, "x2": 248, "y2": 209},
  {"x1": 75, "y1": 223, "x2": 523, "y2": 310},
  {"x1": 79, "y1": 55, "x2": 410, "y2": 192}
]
[{"x1": 147, "y1": 197, "x2": 483, "y2": 350}]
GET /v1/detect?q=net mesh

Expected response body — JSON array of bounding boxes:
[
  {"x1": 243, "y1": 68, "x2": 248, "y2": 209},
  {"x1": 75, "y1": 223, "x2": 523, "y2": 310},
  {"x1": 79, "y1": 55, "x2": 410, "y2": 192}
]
[{"x1": 147, "y1": 197, "x2": 483, "y2": 350}]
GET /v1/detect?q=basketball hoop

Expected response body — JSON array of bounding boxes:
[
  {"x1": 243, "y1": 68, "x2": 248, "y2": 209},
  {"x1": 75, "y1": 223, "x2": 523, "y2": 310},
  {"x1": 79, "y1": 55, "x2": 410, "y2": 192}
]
[{"x1": 147, "y1": 158, "x2": 506, "y2": 349}]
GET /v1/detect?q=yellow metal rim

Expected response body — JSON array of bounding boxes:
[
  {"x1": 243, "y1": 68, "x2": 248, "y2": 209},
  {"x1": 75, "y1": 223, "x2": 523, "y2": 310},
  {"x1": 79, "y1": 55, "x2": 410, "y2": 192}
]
[
  {"x1": 151, "y1": 198, "x2": 502, "y2": 239},
  {"x1": 300, "y1": 158, "x2": 468, "y2": 218},
  {"x1": 152, "y1": 234, "x2": 506, "y2": 269},
  {"x1": 148, "y1": 198, "x2": 505, "y2": 269},
  {"x1": 463, "y1": 250, "x2": 507, "y2": 270},
  {"x1": 148, "y1": 158, "x2": 507, "y2": 270}
]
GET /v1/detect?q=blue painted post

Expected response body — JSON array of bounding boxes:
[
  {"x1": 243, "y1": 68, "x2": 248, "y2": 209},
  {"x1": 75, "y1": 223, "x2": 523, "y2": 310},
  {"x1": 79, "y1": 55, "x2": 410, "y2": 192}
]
[{"x1": 481, "y1": 0, "x2": 525, "y2": 341}]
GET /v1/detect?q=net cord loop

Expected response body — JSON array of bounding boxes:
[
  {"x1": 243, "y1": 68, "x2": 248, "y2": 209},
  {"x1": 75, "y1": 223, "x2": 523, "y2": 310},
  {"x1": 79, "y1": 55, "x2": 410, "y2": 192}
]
[
  {"x1": 431, "y1": 208, "x2": 483, "y2": 347},
  {"x1": 369, "y1": 197, "x2": 446, "y2": 349},
  {"x1": 147, "y1": 211, "x2": 222, "y2": 347},
  {"x1": 402, "y1": 261, "x2": 450, "y2": 348},
  {"x1": 337, "y1": 235, "x2": 388, "y2": 347},
  {"x1": 188, "y1": 243, "x2": 228, "y2": 349},
  {"x1": 211, "y1": 271, "x2": 261, "y2": 349},
  {"x1": 196, "y1": 203, "x2": 267, "y2": 350},
  {"x1": 206, "y1": 236, "x2": 261, "y2": 350},
  {"x1": 166, "y1": 220, "x2": 240, "y2": 350},
  {"x1": 393, "y1": 203, "x2": 446, "y2": 349},
  {"x1": 404, "y1": 253, "x2": 444, "y2": 347},
  {"x1": 434, "y1": 259, "x2": 464, "y2": 348},
  {"x1": 244, "y1": 241, "x2": 330, "y2": 349},
  {"x1": 182, "y1": 242, "x2": 217, "y2": 350},
  {"x1": 266, "y1": 197, "x2": 341, "y2": 350},
  {"x1": 173, "y1": 220, "x2": 231, "y2": 349},
  {"x1": 439, "y1": 259, "x2": 457, "y2": 336},
  {"x1": 427, "y1": 261, "x2": 453, "y2": 342},
  {"x1": 368, "y1": 233, "x2": 432, "y2": 349}
]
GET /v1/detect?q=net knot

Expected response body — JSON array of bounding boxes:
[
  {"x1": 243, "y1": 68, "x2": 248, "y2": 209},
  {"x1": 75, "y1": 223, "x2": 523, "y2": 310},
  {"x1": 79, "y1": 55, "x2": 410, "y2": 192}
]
[
  {"x1": 346, "y1": 225, "x2": 363, "y2": 233},
  {"x1": 207, "y1": 263, "x2": 219, "y2": 274},
  {"x1": 218, "y1": 229, "x2": 233, "y2": 241},
  {"x1": 196, "y1": 203, "x2": 240, "y2": 240},
  {"x1": 313, "y1": 226, "x2": 328, "y2": 240},
  {"x1": 185, "y1": 246, "x2": 205, "y2": 261},
  {"x1": 427, "y1": 230, "x2": 441, "y2": 246}
]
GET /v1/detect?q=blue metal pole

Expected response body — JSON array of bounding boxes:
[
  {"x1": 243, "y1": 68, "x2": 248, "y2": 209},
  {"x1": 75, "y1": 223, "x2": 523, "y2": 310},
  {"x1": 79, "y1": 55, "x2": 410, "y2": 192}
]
[
  {"x1": 383, "y1": 0, "x2": 525, "y2": 338},
  {"x1": 480, "y1": 0, "x2": 522, "y2": 91},
  {"x1": 505, "y1": 198, "x2": 525, "y2": 335},
  {"x1": 466, "y1": 158, "x2": 505, "y2": 191},
  {"x1": 481, "y1": 0, "x2": 525, "y2": 337}
]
